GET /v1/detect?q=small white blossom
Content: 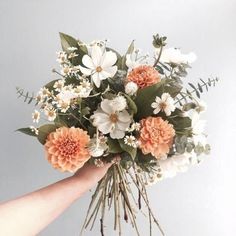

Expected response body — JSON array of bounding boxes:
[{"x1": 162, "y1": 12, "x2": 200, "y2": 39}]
[
  {"x1": 32, "y1": 110, "x2": 40, "y2": 123},
  {"x1": 57, "y1": 51, "x2": 68, "y2": 64},
  {"x1": 125, "y1": 81, "x2": 138, "y2": 95},
  {"x1": 29, "y1": 126, "x2": 39, "y2": 135},
  {"x1": 79, "y1": 45, "x2": 117, "y2": 87},
  {"x1": 126, "y1": 122, "x2": 141, "y2": 132},
  {"x1": 110, "y1": 96, "x2": 127, "y2": 111},
  {"x1": 57, "y1": 100, "x2": 70, "y2": 113},
  {"x1": 68, "y1": 52, "x2": 79, "y2": 59},
  {"x1": 67, "y1": 47, "x2": 77, "y2": 51},
  {"x1": 53, "y1": 80, "x2": 65, "y2": 92},
  {"x1": 88, "y1": 134, "x2": 108, "y2": 157},
  {"x1": 156, "y1": 47, "x2": 197, "y2": 65},
  {"x1": 44, "y1": 108, "x2": 57, "y2": 121},
  {"x1": 124, "y1": 135, "x2": 138, "y2": 148},
  {"x1": 151, "y1": 93, "x2": 175, "y2": 116}
]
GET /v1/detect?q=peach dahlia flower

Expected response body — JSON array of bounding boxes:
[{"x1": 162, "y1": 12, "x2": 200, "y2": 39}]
[
  {"x1": 127, "y1": 65, "x2": 160, "y2": 89},
  {"x1": 45, "y1": 127, "x2": 91, "y2": 172},
  {"x1": 139, "y1": 117, "x2": 175, "y2": 159}
]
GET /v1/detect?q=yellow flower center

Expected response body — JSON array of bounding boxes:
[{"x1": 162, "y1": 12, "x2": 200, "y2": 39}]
[
  {"x1": 96, "y1": 66, "x2": 103, "y2": 72},
  {"x1": 160, "y1": 102, "x2": 167, "y2": 111},
  {"x1": 109, "y1": 113, "x2": 118, "y2": 123}
]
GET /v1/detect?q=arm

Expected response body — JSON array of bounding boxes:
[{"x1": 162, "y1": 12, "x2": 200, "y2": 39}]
[{"x1": 0, "y1": 162, "x2": 111, "y2": 236}]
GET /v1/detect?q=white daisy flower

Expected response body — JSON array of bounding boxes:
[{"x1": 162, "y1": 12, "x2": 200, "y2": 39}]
[
  {"x1": 125, "y1": 81, "x2": 138, "y2": 95},
  {"x1": 44, "y1": 108, "x2": 57, "y2": 122},
  {"x1": 56, "y1": 51, "x2": 68, "y2": 64},
  {"x1": 124, "y1": 135, "x2": 138, "y2": 148},
  {"x1": 110, "y1": 96, "x2": 127, "y2": 111},
  {"x1": 79, "y1": 45, "x2": 118, "y2": 88},
  {"x1": 151, "y1": 93, "x2": 175, "y2": 116},
  {"x1": 53, "y1": 80, "x2": 65, "y2": 92},
  {"x1": 57, "y1": 100, "x2": 70, "y2": 113},
  {"x1": 126, "y1": 122, "x2": 141, "y2": 132},
  {"x1": 156, "y1": 47, "x2": 197, "y2": 65},
  {"x1": 57, "y1": 89, "x2": 78, "y2": 103},
  {"x1": 32, "y1": 110, "x2": 40, "y2": 123},
  {"x1": 92, "y1": 99, "x2": 131, "y2": 139}
]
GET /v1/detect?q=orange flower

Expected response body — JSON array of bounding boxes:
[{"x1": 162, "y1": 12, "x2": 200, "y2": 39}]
[
  {"x1": 139, "y1": 117, "x2": 175, "y2": 159},
  {"x1": 127, "y1": 65, "x2": 160, "y2": 89},
  {"x1": 45, "y1": 127, "x2": 91, "y2": 172}
]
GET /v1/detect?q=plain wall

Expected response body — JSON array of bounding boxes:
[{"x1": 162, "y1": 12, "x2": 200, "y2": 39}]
[{"x1": 0, "y1": 0, "x2": 235, "y2": 235}]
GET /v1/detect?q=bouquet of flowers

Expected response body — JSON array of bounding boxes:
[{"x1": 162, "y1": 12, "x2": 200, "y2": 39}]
[{"x1": 17, "y1": 33, "x2": 218, "y2": 235}]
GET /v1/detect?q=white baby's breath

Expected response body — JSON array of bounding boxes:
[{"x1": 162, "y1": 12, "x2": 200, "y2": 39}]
[{"x1": 32, "y1": 110, "x2": 40, "y2": 123}]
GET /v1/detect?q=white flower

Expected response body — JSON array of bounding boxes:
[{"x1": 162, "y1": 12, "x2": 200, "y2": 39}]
[
  {"x1": 74, "y1": 79, "x2": 93, "y2": 98},
  {"x1": 53, "y1": 80, "x2": 65, "y2": 92},
  {"x1": 32, "y1": 110, "x2": 40, "y2": 123},
  {"x1": 88, "y1": 135, "x2": 108, "y2": 157},
  {"x1": 191, "y1": 111, "x2": 206, "y2": 135},
  {"x1": 57, "y1": 100, "x2": 70, "y2": 113},
  {"x1": 156, "y1": 47, "x2": 197, "y2": 64},
  {"x1": 57, "y1": 89, "x2": 78, "y2": 103},
  {"x1": 44, "y1": 108, "x2": 57, "y2": 122},
  {"x1": 126, "y1": 122, "x2": 141, "y2": 132},
  {"x1": 124, "y1": 135, "x2": 138, "y2": 148},
  {"x1": 92, "y1": 99, "x2": 131, "y2": 139},
  {"x1": 151, "y1": 93, "x2": 175, "y2": 116},
  {"x1": 29, "y1": 126, "x2": 39, "y2": 135},
  {"x1": 159, "y1": 153, "x2": 191, "y2": 178},
  {"x1": 125, "y1": 81, "x2": 138, "y2": 95},
  {"x1": 56, "y1": 51, "x2": 68, "y2": 64},
  {"x1": 110, "y1": 96, "x2": 127, "y2": 111},
  {"x1": 79, "y1": 45, "x2": 117, "y2": 87}
]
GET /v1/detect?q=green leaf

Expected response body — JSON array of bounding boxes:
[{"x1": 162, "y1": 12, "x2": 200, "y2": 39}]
[
  {"x1": 59, "y1": 32, "x2": 87, "y2": 65},
  {"x1": 117, "y1": 40, "x2": 135, "y2": 70},
  {"x1": 168, "y1": 116, "x2": 192, "y2": 131},
  {"x1": 118, "y1": 139, "x2": 137, "y2": 159},
  {"x1": 16, "y1": 127, "x2": 37, "y2": 137},
  {"x1": 37, "y1": 124, "x2": 59, "y2": 145},
  {"x1": 134, "y1": 80, "x2": 165, "y2": 119},
  {"x1": 121, "y1": 92, "x2": 137, "y2": 114},
  {"x1": 107, "y1": 138, "x2": 123, "y2": 153}
]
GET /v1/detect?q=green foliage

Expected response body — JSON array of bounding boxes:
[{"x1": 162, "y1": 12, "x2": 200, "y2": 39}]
[
  {"x1": 16, "y1": 127, "x2": 37, "y2": 137},
  {"x1": 16, "y1": 87, "x2": 35, "y2": 105},
  {"x1": 118, "y1": 139, "x2": 137, "y2": 159},
  {"x1": 117, "y1": 40, "x2": 135, "y2": 70},
  {"x1": 107, "y1": 138, "x2": 123, "y2": 153},
  {"x1": 37, "y1": 124, "x2": 60, "y2": 145},
  {"x1": 59, "y1": 32, "x2": 87, "y2": 66},
  {"x1": 176, "y1": 77, "x2": 219, "y2": 105},
  {"x1": 121, "y1": 93, "x2": 137, "y2": 114}
]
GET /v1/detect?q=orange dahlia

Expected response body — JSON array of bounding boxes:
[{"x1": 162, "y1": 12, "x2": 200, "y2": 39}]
[
  {"x1": 127, "y1": 65, "x2": 160, "y2": 89},
  {"x1": 139, "y1": 117, "x2": 175, "y2": 159},
  {"x1": 45, "y1": 127, "x2": 91, "y2": 172}
]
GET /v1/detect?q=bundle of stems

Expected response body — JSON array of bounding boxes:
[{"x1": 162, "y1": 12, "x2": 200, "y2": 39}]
[{"x1": 80, "y1": 162, "x2": 165, "y2": 236}]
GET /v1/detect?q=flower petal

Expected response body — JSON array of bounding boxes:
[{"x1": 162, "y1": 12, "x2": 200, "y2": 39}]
[
  {"x1": 91, "y1": 45, "x2": 103, "y2": 67},
  {"x1": 118, "y1": 110, "x2": 131, "y2": 122},
  {"x1": 116, "y1": 121, "x2": 130, "y2": 131},
  {"x1": 82, "y1": 55, "x2": 95, "y2": 69},
  {"x1": 101, "y1": 99, "x2": 115, "y2": 114},
  {"x1": 91, "y1": 73, "x2": 101, "y2": 87},
  {"x1": 153, "y1": 106, "x2": 161, "y2": 114},
  {"x1": 101, "y1": 51, "x2": 117, "y2": 68},
  {"x1": 110, "y1": 129, "x2": 125, "y2": 139},
  {"x1": 79, "y1": 65, "x2": 93, "y2": 76},
  {"x1": 102, "y1": 66, "x2": 117, "y2": 78},
  {"x1": 98, "y1": 121, "x2": 113, "y2": 134}
]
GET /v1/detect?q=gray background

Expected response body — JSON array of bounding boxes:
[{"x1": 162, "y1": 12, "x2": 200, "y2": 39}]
[{"x1": 0, "y1": 0, "x2": 236, "y2": 235}]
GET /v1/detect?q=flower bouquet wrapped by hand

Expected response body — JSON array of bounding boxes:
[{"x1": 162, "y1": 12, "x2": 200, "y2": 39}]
[{"x1": 17, "y1": 33, "x2": 218, "y2": 235}]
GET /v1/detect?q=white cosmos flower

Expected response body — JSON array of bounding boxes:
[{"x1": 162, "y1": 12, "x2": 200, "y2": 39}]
[
  {"x1": 92, "y1": 99, "x2": 131, "y2": 139},
  {"x1": 79, "y1": 45, "x2": 118, "y2": 88},
  {"x1": 151, "y1": 93, "x2": 175, "y2": 116},
  {"x1": 156, "y1": 47, "x2": 197, "y2": 64}
]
